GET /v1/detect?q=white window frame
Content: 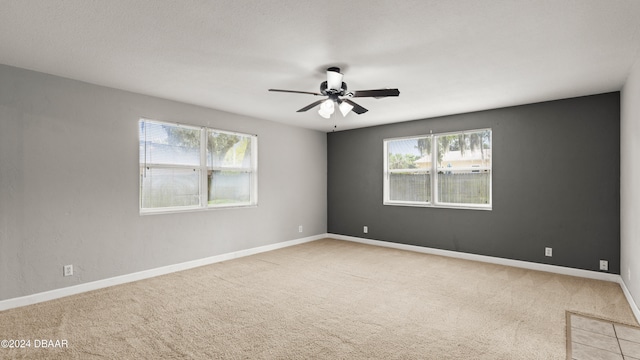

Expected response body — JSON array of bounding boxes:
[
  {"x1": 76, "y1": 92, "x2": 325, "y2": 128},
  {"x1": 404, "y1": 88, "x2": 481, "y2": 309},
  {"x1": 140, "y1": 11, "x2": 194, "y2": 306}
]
[
  {"x1": 383, "y1": 135, "x2": 433, "y2": 206},
  {"x1": 206, "y1": 128, "x2": 258, "y2": 209},
  {"x1": 139, "y1": 118, "x2": 258, "y2": 214},
  {"x1": 383, "y1": 128, "x2": 492, "y2": 210}
]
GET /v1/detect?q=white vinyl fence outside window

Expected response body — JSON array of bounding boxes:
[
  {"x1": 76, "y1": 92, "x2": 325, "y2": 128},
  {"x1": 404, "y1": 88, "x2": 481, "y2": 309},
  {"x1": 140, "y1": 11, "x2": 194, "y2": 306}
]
[
  {"x1": 139, "y1": 119, "x2": 257, "y2": 214},
  {"x1": 384, "y1": 129, "x2": 491, "y2": 210}
]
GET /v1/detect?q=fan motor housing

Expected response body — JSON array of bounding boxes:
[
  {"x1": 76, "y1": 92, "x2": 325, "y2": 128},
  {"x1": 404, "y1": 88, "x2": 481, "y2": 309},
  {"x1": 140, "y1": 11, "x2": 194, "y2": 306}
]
[{"x1": 320, "y1": 81, "x2": 347, "y2": 96}]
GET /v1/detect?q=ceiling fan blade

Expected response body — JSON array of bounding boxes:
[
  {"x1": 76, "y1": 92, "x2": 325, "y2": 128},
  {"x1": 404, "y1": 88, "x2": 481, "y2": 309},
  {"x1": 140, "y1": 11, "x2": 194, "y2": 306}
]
[
  {"x1": 326, "y1": 67, "x2": 343, "y2": 90},
  {"x1": 296, "y1": 99, "x2": 326, "y2": 112},
  {"x1": 351, "y1": 89, "x2": 400, "y2": 98},
  {"x1": 269, "y1": 89, "x2": 323, "y2": 96},
  {"x1": 342, "y1": 99, "x2": 368, "y2": 114}
]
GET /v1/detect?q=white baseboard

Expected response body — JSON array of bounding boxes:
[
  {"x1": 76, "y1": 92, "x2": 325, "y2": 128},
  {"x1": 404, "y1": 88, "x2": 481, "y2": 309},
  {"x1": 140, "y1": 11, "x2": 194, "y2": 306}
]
[
  {"x1": 329, "y1": 233, "x2": 640, "y2": 324},
  {"x1": 330, "y1": 234, "x2": 620, "y2": 281},
  {"x1": 4, "y1": 232, "x2": 639, "y2": 326},
  {"x1": 618, "y1": 277, "x2": 640, "y2": 324},
  {"x1": 0, "y1": 234, "x2": 325, "y2": 312}
]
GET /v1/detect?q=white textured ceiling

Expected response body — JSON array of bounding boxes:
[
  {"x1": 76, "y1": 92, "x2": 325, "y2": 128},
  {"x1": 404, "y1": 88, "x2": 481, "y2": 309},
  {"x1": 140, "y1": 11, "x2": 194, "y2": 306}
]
[{"x1": 1, "y1": 0, "x2": 640, "y2": 132}]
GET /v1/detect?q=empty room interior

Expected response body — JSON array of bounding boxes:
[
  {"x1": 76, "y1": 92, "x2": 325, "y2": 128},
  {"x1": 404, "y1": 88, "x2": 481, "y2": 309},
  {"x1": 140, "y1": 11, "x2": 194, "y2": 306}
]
[{"x1": 3, "y1": 1, "x2": 640, "y2": 359}]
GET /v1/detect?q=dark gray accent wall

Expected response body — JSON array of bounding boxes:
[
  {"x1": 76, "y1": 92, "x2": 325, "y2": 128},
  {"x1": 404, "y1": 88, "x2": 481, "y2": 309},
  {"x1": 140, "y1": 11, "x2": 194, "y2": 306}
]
[{"x1": 328, "y1": 93, "x2": 620, "y2": 273}]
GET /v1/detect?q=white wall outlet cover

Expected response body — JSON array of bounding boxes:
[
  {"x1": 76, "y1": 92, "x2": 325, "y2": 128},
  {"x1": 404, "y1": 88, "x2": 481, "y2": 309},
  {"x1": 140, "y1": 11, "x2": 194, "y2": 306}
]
[
  {"x1": 545, "y1": 247, "x2": 552, "y2": 257},
  {"x1": 363, "y1": 226, "x2": 368, "y2": 233},
  {"x1": 63, "y1": 264, "x2": 73, "y2": 277},
  {"x1": 599, "y1": 260, "x2": 608, "y2": 271}
]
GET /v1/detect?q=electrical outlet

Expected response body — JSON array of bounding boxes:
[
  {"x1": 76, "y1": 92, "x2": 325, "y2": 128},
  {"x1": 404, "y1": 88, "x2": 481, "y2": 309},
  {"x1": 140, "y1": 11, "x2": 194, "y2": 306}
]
[
  {"x1": 298, "y1": 225, "x2": 303, "y2": 233},
  {"x1": 363, "y1": 226, "x2": 368, "y2": 234},
  {"x1": 545, "y1": 247, "x2": 552, "y2": 257},
  {"x1": 600, "y1": 260, "x2": 608, "y2": 271},
  {"x1": 63, "y1": 264, "x2": 73, "y2": 277}
]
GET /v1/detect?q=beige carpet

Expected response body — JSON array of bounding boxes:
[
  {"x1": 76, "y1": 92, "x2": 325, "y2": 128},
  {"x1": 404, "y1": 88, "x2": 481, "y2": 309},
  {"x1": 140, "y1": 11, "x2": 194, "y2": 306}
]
[{"x1": 0, "y1": 238, "x2": 636, "y2": 359}]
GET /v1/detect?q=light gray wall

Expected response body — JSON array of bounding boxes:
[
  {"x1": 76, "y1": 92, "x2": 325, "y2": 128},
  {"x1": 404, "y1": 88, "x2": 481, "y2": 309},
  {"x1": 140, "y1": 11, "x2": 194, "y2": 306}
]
[
  {"x1": 328, "y1": 93, "x2": 620, "y2": 273},
  {"x1": 0, "y1": 64, "x2": 327, "y2": 301},
  {"x1": 621, "y1": 55, "x2": 640, "y2": 310}
]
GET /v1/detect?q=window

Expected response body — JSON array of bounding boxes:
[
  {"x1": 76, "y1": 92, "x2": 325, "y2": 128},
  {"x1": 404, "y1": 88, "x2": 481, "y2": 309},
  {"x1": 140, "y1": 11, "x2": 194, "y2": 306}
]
[
  {"x1": 139, "y1": 119, "x2": 257, "y2": 213},
  {"x1": 385, "y1": 137, "x2": 432, "y2": 204},
  {"x1": 384, "y1": 129, "x2": 491, "y2": 209}
]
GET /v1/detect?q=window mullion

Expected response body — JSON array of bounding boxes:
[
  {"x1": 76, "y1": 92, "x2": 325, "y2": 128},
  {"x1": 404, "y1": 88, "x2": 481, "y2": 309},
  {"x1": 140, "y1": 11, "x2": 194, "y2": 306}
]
[
  {"x1": 200, "y1": 127, "x2": 208, "y2": 208},
  {"x1": 431, "y1": 134, "x2": 437, "y2": 205},
  {"x1": 142, "y1": 163, "x2": 200, "y2": 170},
  {"x1": 252, "y1": 135, "x2": 258, "y2": 205},
  {"x1": 383, "y1": 140, "x2": 389, "y2": 203}
]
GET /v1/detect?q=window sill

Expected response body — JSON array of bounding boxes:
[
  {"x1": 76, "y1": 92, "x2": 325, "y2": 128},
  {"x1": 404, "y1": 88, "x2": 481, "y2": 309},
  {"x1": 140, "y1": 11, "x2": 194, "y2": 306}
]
[
  {"x1": 140, "y1": 204, "x2": 258, "y2": 216},
  {"x1": 383, "y1": 201, "x2": 492, "y2": 211}
]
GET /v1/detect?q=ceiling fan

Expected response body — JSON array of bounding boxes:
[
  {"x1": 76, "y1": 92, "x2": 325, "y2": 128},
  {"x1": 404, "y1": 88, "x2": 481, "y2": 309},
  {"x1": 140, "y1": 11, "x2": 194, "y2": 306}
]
[{"x1": 268, "y1": 67, "x2": 400, "y2": 118}]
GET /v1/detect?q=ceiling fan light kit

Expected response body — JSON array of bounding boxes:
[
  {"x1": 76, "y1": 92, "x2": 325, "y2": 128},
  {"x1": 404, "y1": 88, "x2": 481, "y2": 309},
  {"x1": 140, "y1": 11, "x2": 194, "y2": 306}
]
[
  {"x1": 269, "y1": 67, "x2": 400, "y2": 119},
  {"x1": 318, "y1": 99, "x2": 334, "y2": 118},
  {"x1": 338, "y1": 101, "x2": 354, "y2": 117}
]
